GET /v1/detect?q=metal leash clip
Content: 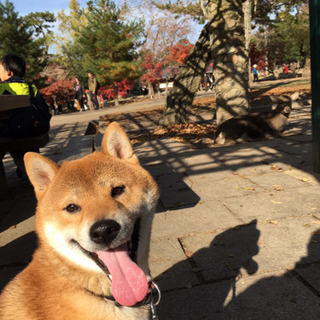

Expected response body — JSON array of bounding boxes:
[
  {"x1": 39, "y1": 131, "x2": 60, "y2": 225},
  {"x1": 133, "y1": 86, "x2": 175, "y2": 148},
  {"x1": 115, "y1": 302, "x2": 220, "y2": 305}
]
[{"x1": 148, "y1": 281, "x2": 161, "y2": 320}]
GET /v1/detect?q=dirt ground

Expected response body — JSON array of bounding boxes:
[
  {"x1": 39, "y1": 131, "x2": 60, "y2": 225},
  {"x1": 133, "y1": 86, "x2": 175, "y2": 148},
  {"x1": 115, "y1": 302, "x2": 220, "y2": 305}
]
[{"x1": 101, "y1": 80, "x2": 311, "y2": 148}]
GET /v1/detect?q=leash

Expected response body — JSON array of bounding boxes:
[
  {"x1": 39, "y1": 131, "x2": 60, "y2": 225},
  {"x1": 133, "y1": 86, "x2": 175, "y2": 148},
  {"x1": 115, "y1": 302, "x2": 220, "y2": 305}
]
[{"x1": 144, "y1": 281, "x2": 161, "y2": 320}]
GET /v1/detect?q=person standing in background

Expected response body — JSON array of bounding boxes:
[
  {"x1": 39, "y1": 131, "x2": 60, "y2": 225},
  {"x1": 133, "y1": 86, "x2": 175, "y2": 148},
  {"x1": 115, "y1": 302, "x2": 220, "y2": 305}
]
[
  {"x1": 74, "y1": 77, "x2": 86, "y2": 111},
  {"x1": 283, "y1": 64, "x2": 289, "y2": 78},
  {"x1": 87, "y1": 72, "x2": 100, "y2": 110},
  {"x1": 252, "y1": 64, "x2": 259, "y2": 82},
  {"x1": 0, "y1": 54, "x2": 51, "y2": 183}
]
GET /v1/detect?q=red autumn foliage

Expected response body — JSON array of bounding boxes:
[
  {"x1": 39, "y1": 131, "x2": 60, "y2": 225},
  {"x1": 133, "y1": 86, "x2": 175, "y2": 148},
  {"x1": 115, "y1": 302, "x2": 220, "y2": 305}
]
[
  {"x1": 249, "y1": 45, "x2": 267, "y2": 70},
  {"x1": 140, "y1": 51, "x2": 165, "y2": 85},
  {"x1": 99, "y1": 79, "x2": 134, "y2": 100},
  {"x1": 140, "y1": 40, "x2": 194, "y2": 87},
  {"x1": 40, "y1": 79, "x2": 74, "y2": 104},
  {"x1": 168, "y1": 40, "x2": 194, "y2": 65}
]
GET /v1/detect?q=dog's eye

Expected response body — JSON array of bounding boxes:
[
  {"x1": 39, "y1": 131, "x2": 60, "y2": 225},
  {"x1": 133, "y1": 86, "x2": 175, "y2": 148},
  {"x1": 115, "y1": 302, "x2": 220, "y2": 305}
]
[
  {"x1": 65, "y1": 204, "x2": 81, "y2": 213},
  {"x1": 111, "y1": 186, "x2": 125, "y2": 198}
]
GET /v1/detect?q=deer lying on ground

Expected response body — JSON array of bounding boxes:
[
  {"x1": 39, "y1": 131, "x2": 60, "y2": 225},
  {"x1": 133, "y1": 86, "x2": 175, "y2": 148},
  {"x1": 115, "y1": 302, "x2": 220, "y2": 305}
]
[{"x1": 215, "y1": 93, "x2": 299, "y2": 145}]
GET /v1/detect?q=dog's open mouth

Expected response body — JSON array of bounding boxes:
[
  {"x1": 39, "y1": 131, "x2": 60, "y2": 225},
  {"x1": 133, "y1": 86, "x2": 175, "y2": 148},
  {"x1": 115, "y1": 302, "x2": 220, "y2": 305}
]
[
  {"x1": 74, "y1": 219, "x2": 148, "y2": 307},
  {"x1": 87, "y1": 219, "x2": 141, "y2": 276}
]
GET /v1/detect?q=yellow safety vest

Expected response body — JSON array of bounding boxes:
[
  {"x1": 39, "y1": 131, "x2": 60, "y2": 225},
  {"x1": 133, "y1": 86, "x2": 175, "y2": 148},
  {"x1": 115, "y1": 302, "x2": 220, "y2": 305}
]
[{"x1": 0, "y1": 82, "x2": 38, "y2": 97}]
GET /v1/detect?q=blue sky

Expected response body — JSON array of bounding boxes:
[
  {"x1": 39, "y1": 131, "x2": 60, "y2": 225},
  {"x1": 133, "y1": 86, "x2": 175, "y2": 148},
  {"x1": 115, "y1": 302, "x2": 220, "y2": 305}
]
[
  {"x1": 10, "y1": 0, "x2": 90, "y2": 54},
  {"x1": 11, "y1": 0, "x2": 88, "y2": 16},
  {"x1": 11, "y1": 0, "x2": 201, "y2": 46}
]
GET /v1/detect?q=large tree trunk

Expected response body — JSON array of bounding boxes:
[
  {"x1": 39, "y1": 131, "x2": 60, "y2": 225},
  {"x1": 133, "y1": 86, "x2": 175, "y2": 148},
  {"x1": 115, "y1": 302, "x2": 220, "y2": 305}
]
[
  {"x1": 147, "y1": 81, "x2": 155, "y2": 99},
  {"x1": 114, "y1": 83, "x2": 119, "y2": 107},
  {"x1": 210, "y1": 0, "x2": 250, "y2": 125},
  {"x1": 163, "y1": 0, "x2": 250, "y2": 126},
  {"x1": 162, "y1": 23, "x2": 211, "y2": 126},
  {"x1": 244, "y1": 0, "x2": 253, "y2": 85}
]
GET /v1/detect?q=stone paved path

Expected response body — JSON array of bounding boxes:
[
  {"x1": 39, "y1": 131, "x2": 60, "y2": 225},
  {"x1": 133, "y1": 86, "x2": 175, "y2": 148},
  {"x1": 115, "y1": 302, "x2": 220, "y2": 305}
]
[{"x1": 1, "y1": 91, "x2": 320, "y2": 319}]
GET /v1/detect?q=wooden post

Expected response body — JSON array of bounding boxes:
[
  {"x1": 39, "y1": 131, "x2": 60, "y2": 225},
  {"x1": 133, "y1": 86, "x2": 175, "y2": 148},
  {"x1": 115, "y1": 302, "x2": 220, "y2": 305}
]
[
  {"x1": 310, "y1": 0, "x2": 320, "y2": 172},
  {"x1": 0, "y1": 152, "x2": 8, "y2": 196}
]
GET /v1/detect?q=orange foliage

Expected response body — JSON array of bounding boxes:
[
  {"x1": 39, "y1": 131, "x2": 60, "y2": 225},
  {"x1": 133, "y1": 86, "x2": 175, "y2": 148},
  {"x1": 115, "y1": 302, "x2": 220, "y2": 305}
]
[
  {"x1": 168, "y1": 40, "x2": 194, "y2": 65},
  {"x1": 40, "y1": 79, "x2": 74, "y2": 104}
]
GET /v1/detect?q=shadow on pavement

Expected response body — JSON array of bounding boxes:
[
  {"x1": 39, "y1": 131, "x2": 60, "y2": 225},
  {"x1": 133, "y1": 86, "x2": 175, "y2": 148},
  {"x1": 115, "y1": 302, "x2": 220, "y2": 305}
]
[
  {"x1": 157, "y1": 225, "x2": 320, "y2": 320},
  {"x1": 145, "y1": 163, "x2": 201, "y2": 211},
  {"x1": 0, "y1": 186, "x2": 35, "y2": 233},
  {"x1": 0, "y1": 232, "x2": 37, "y2": 289},
  {"x1": 1, "y1": 96, "x2": 319, "y2": 318}
]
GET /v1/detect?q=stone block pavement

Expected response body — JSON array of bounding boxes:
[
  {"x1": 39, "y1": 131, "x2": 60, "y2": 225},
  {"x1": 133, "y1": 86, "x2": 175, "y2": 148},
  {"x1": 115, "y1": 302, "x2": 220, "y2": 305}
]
[{"x1": 1, "y1": 96, "x2": 320, "y2": 319}]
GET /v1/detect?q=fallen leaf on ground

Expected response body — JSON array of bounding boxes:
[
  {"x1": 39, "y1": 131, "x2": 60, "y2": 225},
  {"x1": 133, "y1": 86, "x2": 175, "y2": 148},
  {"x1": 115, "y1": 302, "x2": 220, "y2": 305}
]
[
  {"x1": 102, "y1": 86, "x2": 311, "y2": 148},
  {"x1": 271, "y1": 200, "x2": 283, "y2": 204},
  {"x1": 270, "y1": 165, "x2": 282, "y2": 171},
  {"x1": 274, "y1": 185, "x2": 284, "y2": 191},
  {"x1": 269, "y1": 220, "x2": 278, "y2": 225}
]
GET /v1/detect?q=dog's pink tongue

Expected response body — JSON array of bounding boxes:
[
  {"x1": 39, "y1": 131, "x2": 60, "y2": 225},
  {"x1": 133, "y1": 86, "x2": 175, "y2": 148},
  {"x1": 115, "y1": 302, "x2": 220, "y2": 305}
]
[{"x1": 97, "y1": 243, "x2": 148, "y2": 307}]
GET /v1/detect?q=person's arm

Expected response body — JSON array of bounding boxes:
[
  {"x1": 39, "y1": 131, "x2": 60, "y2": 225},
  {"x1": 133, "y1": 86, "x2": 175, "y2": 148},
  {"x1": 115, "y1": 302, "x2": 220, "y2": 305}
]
[
  {"x1": 93, "y1": 78, "x2": 97, "y2": 93},
  {"x1": 88, "y1": 79, "x2": 93, "y2": 92},
  {"x1": 80, "y1": 83, "x2": 85, "y2": 97}
]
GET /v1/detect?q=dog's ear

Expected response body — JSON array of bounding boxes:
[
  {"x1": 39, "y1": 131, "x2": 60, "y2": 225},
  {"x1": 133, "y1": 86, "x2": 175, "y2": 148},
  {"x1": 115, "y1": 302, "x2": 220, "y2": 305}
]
[
  {"x1": 101, "y1": 122, "x2": 139, "y2": 164},
  {"x1": 24, "y1": 152, "x2": 60, "y2": 199}
]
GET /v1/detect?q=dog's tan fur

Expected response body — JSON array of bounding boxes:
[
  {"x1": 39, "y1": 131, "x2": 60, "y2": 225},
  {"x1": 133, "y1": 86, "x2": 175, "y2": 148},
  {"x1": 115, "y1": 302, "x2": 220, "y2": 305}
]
[{"x1": 0, "y1": 122, "x2": 159, "y2": 320}]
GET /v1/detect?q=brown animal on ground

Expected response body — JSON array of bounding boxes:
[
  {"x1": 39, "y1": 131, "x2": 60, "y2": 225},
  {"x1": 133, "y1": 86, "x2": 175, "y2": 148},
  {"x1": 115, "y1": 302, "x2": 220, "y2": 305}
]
[
  {"x1": 0, "y1": 122, "x2": 159, "y2": 320},
  {"x1": 215, "y1": 93, "x2": 299, "y2": 145}
]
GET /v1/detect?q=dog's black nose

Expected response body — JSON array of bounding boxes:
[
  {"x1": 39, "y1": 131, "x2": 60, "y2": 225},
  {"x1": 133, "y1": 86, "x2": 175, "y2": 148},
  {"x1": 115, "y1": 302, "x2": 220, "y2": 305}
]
[{"x1": 90, "y1": 220, "x2": 121, "y2": 245}]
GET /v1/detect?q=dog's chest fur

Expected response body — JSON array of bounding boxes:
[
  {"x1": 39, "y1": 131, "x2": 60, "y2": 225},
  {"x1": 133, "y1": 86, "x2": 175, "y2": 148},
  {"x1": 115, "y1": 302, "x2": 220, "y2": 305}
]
[{"x1": 1, "y1": 259, "x2": 149, "y2": 320}]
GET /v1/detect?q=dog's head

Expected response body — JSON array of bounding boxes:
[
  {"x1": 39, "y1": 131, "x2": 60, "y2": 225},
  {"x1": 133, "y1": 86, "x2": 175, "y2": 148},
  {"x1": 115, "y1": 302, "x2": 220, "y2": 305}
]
[{"x1": 24, "y1": 122, "x2": 159, "y2": 307}]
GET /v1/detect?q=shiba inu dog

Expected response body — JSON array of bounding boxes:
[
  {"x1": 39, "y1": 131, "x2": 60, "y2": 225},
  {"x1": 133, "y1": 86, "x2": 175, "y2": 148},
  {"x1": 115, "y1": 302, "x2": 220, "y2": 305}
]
[
  {"x1": 215, "y1": 93, "x2": 299, "y2": 145},
  {"x1": 0, "y1": 122, "x2": 159, "y2": 320}
]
